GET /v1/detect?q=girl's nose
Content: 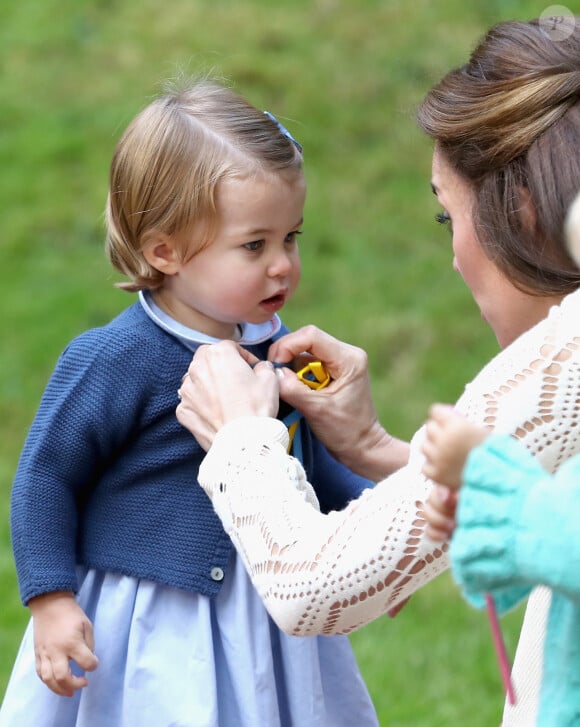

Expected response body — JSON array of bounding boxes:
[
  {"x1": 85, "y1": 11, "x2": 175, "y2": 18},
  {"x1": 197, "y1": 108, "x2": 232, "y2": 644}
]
[{"x1": 268, "y1": 250, "x2": 294, "y2": 277}]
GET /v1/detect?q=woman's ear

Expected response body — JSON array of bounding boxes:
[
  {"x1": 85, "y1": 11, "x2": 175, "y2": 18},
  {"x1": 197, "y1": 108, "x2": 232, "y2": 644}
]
[
  {"x1": 517, "y1": 186, "x2": 537, "y2": 232},
  {"x1": 142, "y1": 232, "x2": 180, "y2": 275},
  {"x1": 565, "y1": 192, "x2": 580, "y2": 269}
]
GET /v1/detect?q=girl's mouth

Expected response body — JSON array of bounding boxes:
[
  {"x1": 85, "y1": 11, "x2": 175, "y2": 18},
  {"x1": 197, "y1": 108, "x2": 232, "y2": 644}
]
[{"x1": 260, "y1": 293, "x2": 286, "y2": 312}]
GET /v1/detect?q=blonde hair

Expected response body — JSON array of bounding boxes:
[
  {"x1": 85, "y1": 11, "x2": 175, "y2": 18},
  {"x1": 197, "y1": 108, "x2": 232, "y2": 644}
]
[
  {"x1": 105, "y1": 78, "x2": 303, "y2": 291},
  {"x1": 417, "y1": 18, "x2": 580, "y2": 295}
]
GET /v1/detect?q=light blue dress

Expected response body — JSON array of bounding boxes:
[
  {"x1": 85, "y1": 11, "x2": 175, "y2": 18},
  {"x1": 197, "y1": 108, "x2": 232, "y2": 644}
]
[
  {"x1": 1, "y1": 557, "x2": 378, "y2": 726},
  {"x1": 0, "y1": 294, "x2": 379, "y2": 727}
]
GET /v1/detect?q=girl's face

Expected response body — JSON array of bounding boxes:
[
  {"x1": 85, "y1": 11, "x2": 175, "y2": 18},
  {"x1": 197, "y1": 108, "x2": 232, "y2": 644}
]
[
  {"x1": 154, "y1": 170, "x2": 305, "y2": 339},
  {"x1": 431, "y1": 147, "x2": 561, "y2": 348}
]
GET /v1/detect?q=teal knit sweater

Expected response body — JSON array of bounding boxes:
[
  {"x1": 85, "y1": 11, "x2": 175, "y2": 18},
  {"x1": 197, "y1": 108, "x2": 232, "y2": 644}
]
[{"x1": 452, "y1": 434, "x2": 580, "y2": 726}]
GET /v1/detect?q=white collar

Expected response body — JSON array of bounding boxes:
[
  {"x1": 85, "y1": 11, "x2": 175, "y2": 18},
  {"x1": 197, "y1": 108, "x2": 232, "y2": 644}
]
[{"x1": 138, "y1": 290, "x2": 282, "y2": 351}]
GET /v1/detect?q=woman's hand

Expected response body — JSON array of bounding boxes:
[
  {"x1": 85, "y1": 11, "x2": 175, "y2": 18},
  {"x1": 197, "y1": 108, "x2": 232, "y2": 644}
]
[
  {"x1": 269, "y1": 326, "x2": 409, "y2": 479},
  {"x1": 28, "y1": 591, "x2": 99, "y2": 697},
  {"x1": 176, "y1": 340, "x2": 280, "y2": 450}
]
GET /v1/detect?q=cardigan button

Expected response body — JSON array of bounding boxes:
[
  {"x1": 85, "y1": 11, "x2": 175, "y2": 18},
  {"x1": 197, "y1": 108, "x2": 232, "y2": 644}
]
[{"x1": 210, "y1": 566, "x2": 224, "y2": 582}]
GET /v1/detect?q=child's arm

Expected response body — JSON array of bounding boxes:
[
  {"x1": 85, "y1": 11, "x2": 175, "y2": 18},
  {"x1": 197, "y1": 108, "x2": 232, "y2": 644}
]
[
  {"x1": 421, "y1": 404, "x2": 490, "y2": 541},
  {"x1": 452, "y1": 437, "x2": 580, "y2": 607},
  {"x1": 28, "y1": 592, "x2": 99, "y2": 696},
  {"x1": 12, "y1": 326, "x2": 152, "y2": 605},
  {"x1": 422, "y1": 404, "x2": 491, "y2": 489}
]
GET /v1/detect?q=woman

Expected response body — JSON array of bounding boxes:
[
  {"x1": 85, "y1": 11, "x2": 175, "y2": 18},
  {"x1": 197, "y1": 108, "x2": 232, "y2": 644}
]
[{"x1": 176, "y1": 18, "x2": 580, "y2": 726}]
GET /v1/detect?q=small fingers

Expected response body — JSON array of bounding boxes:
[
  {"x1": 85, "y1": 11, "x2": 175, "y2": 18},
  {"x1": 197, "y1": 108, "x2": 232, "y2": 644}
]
[
  {"x1": 71, "y1": 624, "x2": 99, "y2": 673},
  {"x1": 422, "y1": 420, "x2": 447, "y2": 468},
  {"x1": 53, "y1": 661, "x2": 89, "y2": 697},
  {"x1": 36, "y1": 652, "x2": 87, "y2": 697},
  {"x1": 433, "y1": 484, "x2": 458, "y2": 513},
  {"x1": 427, "y1": 403, "x2": 457, "y2": 425},
  {"x1": 35, "y1": 620, "x2": 98, "y2": 697},
  {"x1": 426, "y1": 522, "x2": 454, "y2": 542},
  {"x1": 423, "y1": 486, "x2": 457, "y2": 542},
  {"x1": 421, "y1": 459, "x2": 441, "y2": 483},
  {"x1": 421, "y1": 440, "x2": 448, "y2": 484}
]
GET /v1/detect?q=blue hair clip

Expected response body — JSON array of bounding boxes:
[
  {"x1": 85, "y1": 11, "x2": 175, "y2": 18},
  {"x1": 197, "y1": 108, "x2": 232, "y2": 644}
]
[{"x1": 264, "y1": 110, "x2": 303, "y2": 154}]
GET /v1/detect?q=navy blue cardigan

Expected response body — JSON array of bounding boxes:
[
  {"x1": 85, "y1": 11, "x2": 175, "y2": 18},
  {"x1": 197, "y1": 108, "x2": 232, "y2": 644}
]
[{"x1": 11, "y1": 303, "x2": 373, "y2": 604}]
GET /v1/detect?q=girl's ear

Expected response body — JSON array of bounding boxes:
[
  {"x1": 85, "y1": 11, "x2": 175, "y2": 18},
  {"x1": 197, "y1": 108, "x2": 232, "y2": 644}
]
[{"x1": 142, "y1": 232, "x2": 180, "y2": 275}]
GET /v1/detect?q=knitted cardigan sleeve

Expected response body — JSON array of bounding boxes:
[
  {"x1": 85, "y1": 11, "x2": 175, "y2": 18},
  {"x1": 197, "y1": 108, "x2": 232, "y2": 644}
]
[
  {"x1": 197, "y1": 289, "x2": 580, "y2": 636},
  {"x1": 10, "y1": 319, "x2": 172, "y2": 604},
  {"x1": 451, "y1": 434, "x2": 580, "y2": 614}
]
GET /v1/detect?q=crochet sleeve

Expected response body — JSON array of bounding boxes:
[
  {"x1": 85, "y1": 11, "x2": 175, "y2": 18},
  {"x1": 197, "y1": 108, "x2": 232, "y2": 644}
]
[
  {"x1": 452, "y1": 434, "x2": 580, "y2": 612},
  {"x1": 197, "y1": 290, "x2": 580, "y2": 635}
]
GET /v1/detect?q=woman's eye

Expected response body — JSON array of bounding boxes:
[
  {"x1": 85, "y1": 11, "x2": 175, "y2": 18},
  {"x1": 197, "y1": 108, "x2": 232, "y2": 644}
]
[{"x1": 435, "y1": 211, "x2": 451, "y2": 226}]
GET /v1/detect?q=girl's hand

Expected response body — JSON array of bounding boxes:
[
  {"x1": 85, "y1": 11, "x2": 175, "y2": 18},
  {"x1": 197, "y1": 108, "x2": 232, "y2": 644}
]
[
  {"x1": 28, "y1": 591, "x2": 99, "y2": 697},
  {"x1": 177, "y1": 340, "x2": 280, "y2": 450},
  {"x1": 423, "y1": 484, "x2": 458, "y2": 541},
  {"x1": 421, "y1": 404, "x2": 490, "y2": 541},
  {"x1": 269, "y1": 326, "x2": 409, "y2": 479},
  {"x1": 421, "y1": 404, "x2": 489, "y2": 490}
]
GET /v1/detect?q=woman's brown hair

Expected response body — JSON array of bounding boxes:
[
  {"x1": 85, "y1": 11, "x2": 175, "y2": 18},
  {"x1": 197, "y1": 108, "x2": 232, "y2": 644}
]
[{"x1": 417, "y1": 18, "x2": 580, "y2": 295}]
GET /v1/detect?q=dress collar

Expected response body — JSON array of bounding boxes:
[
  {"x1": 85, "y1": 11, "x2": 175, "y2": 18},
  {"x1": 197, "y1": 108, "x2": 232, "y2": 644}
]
[{"x1": 138, "y1": 290, "x2": 282, "y2": 351}]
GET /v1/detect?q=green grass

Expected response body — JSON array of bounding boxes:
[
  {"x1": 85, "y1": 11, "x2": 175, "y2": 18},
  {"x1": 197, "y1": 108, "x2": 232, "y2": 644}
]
[{"x1": 1, "y1": 0, "x2": 543, "y2": 723}]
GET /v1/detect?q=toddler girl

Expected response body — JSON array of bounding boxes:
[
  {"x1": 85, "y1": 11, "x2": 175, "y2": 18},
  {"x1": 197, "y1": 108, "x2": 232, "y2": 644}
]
[{"x1": 1, "y1": 78, "x2": 378, "y2": 727}]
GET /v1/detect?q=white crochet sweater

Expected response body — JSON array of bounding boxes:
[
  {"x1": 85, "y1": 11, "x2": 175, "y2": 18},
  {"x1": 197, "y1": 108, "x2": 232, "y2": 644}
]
[{"x1": 198, "y1": 288, "x2": 580, "y2": 721}]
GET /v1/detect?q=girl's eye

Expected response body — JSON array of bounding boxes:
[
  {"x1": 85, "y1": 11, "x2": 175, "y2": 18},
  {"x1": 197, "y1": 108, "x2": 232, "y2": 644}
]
[
  {"x1": 244, "y1": 240, "x2": 264, "y2": 252},
  {"x1": 285, "y1": 230, "x2": 303, "y2": 244},
  {"x1": 435, "y1": 211, "x2": 451, "y2": 226}
]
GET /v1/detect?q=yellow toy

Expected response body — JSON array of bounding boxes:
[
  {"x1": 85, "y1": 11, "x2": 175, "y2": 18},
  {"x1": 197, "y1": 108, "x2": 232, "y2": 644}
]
[
  {"x1": 287, "y1": 362, "x2": 330, "y2": 454},
  {"x1": 296, "y1": 361, "x2": 331, "y2": 390}
]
